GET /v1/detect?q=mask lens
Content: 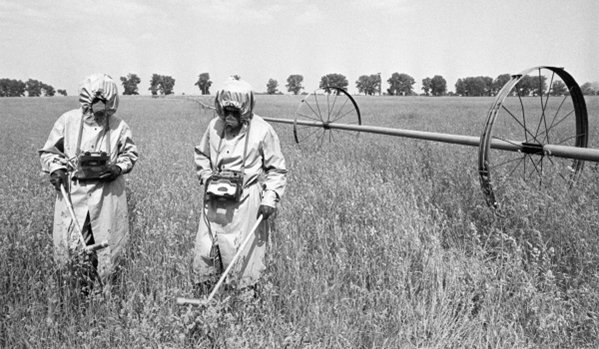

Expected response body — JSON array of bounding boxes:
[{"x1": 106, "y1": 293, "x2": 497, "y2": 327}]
[
  {"x1": 223, "y1": 106, "x2": 240, "y2": 118},
  {"x1": 92, "y1": 100, "x2": 107, "y2": 116}
]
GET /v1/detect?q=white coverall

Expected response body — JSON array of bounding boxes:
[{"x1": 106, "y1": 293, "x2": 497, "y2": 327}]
[
  {"x1": 39, "y1": 74, "x2": 138, "y2": 281},
  {"x1": 193, "y1": 81, "x2": 287, "y2": 288}
]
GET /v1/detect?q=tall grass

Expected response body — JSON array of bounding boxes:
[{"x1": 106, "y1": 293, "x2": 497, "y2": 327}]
[{"x1": 1, "y1": 95, "x2": 599, "y2": 348}]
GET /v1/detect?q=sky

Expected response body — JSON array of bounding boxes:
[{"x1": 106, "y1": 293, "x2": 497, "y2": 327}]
[{"x1": 1, "y1": 0, "x2": 598, "y2": 95}]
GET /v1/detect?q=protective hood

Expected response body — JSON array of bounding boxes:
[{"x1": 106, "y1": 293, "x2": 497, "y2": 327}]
[
  {"x1": 79, "y1": 73, "x2": 119, "y2": 114},
  {"x1": 214, "y1": 79, "x2": 254, "y2": 122}
]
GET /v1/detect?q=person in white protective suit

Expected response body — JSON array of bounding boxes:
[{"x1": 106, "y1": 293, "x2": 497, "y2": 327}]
[
  {"x1": 192, "y1": 79, "x2": 287, "y2": 294},
  {"x1": 39, "y1": 73, "x2": 138, "y2": 292}
]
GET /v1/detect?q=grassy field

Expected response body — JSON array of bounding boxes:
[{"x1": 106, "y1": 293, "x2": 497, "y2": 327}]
[{"x1": 2, "y1": 94, "x2": 599, "y2": 348}]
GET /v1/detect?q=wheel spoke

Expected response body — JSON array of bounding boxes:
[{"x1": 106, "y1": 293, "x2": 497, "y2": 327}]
[
  {"x1": 489, "y1": 155, "x2": 527, "y2": 184},
  {"x1": 538, "y1": 108, "x2": 575, "y2": 143},
  {"x1": 501, "y1": 105, "x2": 540, "y2": 143},
  {"x1": 552, "y1": 134, "x2": 578, "y2": 146},
  {"x1": 295, "y1": 124, "x2": 323, "y2": 143},
  {"x1": 535, "y1": 69, "x2": 551, "y2": 142},
  {"x1": 328, "y1": 91, "x2": 339, "y2": 122},
  {"x1": 518, "y1": 89, "x2": 529, "y2": 143},
  {"x1": 331, "y1": 104, "x2": 358, "y2": 124},
  {"x1": 491, "y1": 154, "x2": 524, "y2": 170},
  {"x1": 330, "y1": 97, "x2": 351, "y2": 122},
  {"x1": 297, "y1": 111, "x2": 325, "y2": 123},
  {"x1": 312, "y1": 93, "x2": 323, "y2": 122},
  {"x1": 302, "y1": 99, "x2": 323, "y2": 122},
  {"x1": 542, "y1": 72, "x2": 557, "y2": 138},
  {"x1": 538, "y1": 96, "x2": 569, "y2": 144},
  {"x1": 524, "y1": 155, "x2": 543, "y2": 183},
  {"x1": 491, "y1": 135, "x2": 522, "y2": 148}
]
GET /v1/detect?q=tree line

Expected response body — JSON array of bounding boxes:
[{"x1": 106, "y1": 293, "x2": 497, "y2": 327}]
[
  {"x1": 113, "y1": 72, "x2": 599, "y2": 97},
  {"x1": 2, "y1": 72, "x2": 598, "y2": 97},
  {"x1": 0, "y1": 78, "x2": 66, "y2": 97}
]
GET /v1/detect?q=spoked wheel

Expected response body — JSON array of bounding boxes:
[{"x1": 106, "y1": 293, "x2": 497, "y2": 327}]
[
  {"x1": 294, "y1": 87, "x2": 361, "y2": 150},
  {"x1": 478, "y1": 66, "x2": 589, "y2": 207}
]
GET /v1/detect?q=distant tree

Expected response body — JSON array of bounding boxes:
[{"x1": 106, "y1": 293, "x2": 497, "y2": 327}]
[
  {"x1": 455, "y1": 79, "x2": 466, "y2": 96},
  {"x1": 149, "y1": 74, "x2": 176, "y2": 95},
  {"x1": 160, "y1": 76, "x2": 175, "y2": 95},
  {"x1": 551, "y1": 81, "x2": 568, "y2": 96},
  {"x1": 57, "y1": 89, "x2": 67, "y2": 96},
  {"x1": 482, "y1": 76, "x2": 494, "y2": 96},
  {"x1": 26, "y1": 79, "x2": 43, "y2": 97},
  {"x1": 580, "y1": 82, "x2": 596, "y2": 96},
  {"x1": 531, "y1": 75, "x2": 547, "y2": 96},
  {"x1": 492, "y1": 74, "x2": 512, "y2": 95},
  {"x1": 319, "y1": 73, "x2": 348, "y2": 92},
  {"x1": 149, "y1": 74, "x2": 160, "y2": 96},
  {"x1": 430, "y1": 75, "x2": 447, "y2": 96},
  {"x1": 120, "y1": 73, "x2": 141, "y2": 95},
  {"x1": 516, "y1": 75, "x2": 546, "y2": 96},
  {"x1": 0, "y1": 79, "x2": 8, "y2": 96},
  {"x1": 286, "y1": 74, "x2": 304, "y2": 95},
  {"x1": 515, "y1": 76, "x2": 532, "y2": 96},
  {"x1": 387, "y1": 73, "x2": 415, "y2": 96},
  {"x1": 231, "y1": 75, "x2": 241, "y2": 81},
  {"x1": 0, "y1": 79, "x2": 26, "y2": 97},
  {"x1": 463, "y1": 77, "x2": 485, "y2": 96},
  {"x1": 266, "y1": 78, "x2": 279, "y2": 94},
  {"x1": 194, "y1": 73, "x2": 212, "y2": 95},
  {"x1": 456, "y1": 77, "x2": 473, "y2": 96},
  {"x1": 455, "y1": 76, "x2": 492, "y2": 96},
  {"x1": 370, "y1": 74, "x2": 381, "y2": 95},
  {"x1": 42, "y1": 83, "x2": 55, "y2": 97},
  {"x1": 421, "y1": 77, "x2": 432, "y2": 96},
  {"x1": 355, "y1": 74, "x2": 380, "y2": 95}
]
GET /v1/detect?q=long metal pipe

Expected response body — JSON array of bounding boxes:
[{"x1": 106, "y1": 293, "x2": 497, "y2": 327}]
[{"x1": 262, "y1": 117, "x2": 599, "y2": 162}]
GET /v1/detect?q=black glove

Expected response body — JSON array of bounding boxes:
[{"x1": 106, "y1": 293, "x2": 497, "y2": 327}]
[
  {"x1": 50, "y1": 169, "x2": 68, "y2": 191},
  {"x1": 257, "y1": 205, "x2": 277, "y2": 220},
  {"x1": 98, "y1": 164, "x2": 122, "y2": 182}
]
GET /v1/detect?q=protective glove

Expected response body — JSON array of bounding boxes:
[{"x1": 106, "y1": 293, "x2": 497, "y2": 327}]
[
  {"x1": 49, "y1": 169, "x2": 68, "y2": 191},
  {"x1": 257, "y1": 205, "x2": 277, "y2": 220},
  {"x1": 98, "y1": 164, "x2": 122, "y2": 182}
]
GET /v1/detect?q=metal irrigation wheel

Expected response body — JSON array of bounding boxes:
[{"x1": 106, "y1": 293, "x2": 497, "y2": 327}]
[
  {"x1": 293, "y1": 87, "x2": 361, "y2": 149},
  {"x1": 478, "y1": 66, "x2": 589, "y2": 207}
]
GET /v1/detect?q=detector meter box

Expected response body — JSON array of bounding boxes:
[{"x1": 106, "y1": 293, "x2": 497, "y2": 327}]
[
  {"x1": 206, "y1": 170, "x2": 244, "y2": 202},
  {"x1": 74, "y1": 151, "x2": 111, "y2": 180}
]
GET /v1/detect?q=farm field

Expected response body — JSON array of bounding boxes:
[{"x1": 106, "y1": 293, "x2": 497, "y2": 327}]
[{"x1": 2, "y1": 94, "x2": 599, "y2": 348}]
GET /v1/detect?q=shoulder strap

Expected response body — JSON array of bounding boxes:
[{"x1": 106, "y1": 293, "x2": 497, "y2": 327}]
[
  {"x1": 75, "y1": 110, "x2": 85, "y2": 156},
  {"x1": 214, "y1": 119, "x2": 252, "y2": 173},
  {"x1": 240, "y1": 119, "x2": 252, "y2": 173},
  {"x1": 105, "y1": 106, "x2": 111, "y2": 155},
  {"x1": 75, "y1": 106, "x2": 112, "y2": 157}
]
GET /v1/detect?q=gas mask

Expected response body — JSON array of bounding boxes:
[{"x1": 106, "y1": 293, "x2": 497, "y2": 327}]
[
  {"x1": 90, "y1": 99, "x2": 112, "y2": 120},
  {"x1": 223, "y1": 106, "x2": 242, "y2": 130}
]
